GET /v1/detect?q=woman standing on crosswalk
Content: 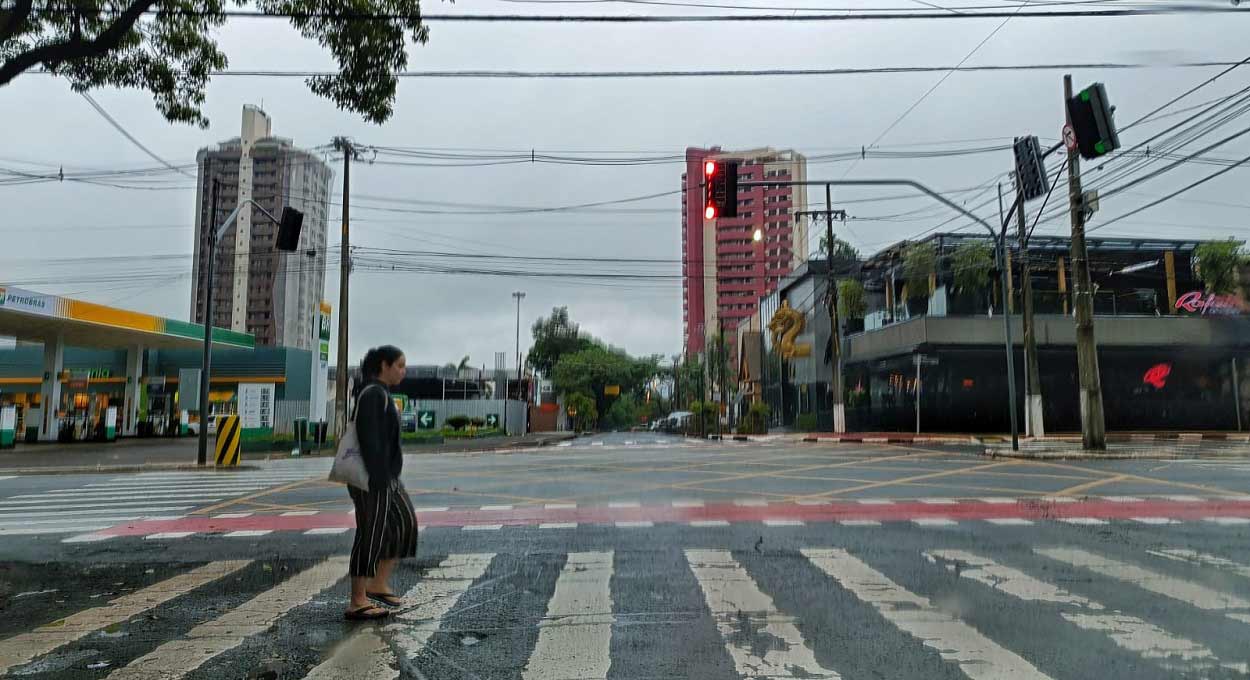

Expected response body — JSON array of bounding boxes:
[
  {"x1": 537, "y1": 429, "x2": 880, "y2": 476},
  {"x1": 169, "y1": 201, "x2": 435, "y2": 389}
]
[{"x1": 346, "y1": 345, "x2": 419, "y2": 621}]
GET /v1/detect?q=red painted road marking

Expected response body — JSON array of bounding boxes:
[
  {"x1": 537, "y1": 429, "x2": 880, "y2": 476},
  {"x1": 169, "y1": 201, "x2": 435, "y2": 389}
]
[{"x1": 83, "y1": 497, "x2": 1250, "y2": 538}]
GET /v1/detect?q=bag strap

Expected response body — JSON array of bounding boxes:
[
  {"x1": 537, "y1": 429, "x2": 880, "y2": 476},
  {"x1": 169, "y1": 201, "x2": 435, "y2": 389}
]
[{"x1": 350, "y1": 384, "x2": 387, "y2": 423}]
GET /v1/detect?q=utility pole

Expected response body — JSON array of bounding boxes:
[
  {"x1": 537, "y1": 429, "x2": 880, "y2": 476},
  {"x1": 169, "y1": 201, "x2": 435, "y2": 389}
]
[
  {"x1": 197, "y1": 174, "x2": 219, "y2": 466},
  {"x1": 1016, "y1": 174, "x2": 1045, "y2": 438},
  {"x1": 332, "y1": 137, "x2": 354, "y2": 439},
  {"x1": 795, "y1": 186, "x2": 848, "y2": 433},
  {"x1": 512, "y1": 290, "x2": 525, "y2": 436},
  {"x1": 997, "y1": 184, "x2": 1020, "y2": 451},
  {"x1": 1064, "y1": 74, "x2": 1107, "y2": 450}
]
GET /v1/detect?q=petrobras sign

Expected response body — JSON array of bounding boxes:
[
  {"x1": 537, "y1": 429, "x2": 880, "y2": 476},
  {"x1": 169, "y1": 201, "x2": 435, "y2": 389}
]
[{"x1": 0, "y1": 286, "x2": 61, "y2": 317}]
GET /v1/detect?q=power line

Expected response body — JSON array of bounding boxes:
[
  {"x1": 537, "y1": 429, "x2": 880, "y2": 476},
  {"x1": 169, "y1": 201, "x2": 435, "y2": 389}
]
[
  {"x1": 33, "y1": 61, "x2": 1248, "y2": 80},
  {"x1": 78, "y1": 93, "x2": 194, "y2": 178},
  {"x1": 1088, "y1": 151, "x2": 1250, "y2": 233}
]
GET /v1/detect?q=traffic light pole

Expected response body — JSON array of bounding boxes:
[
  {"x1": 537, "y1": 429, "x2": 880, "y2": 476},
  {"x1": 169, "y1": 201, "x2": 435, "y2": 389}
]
[
  {"x1": 332, "y1": 137, "x2": 354, "y2": 440},
  {"x1": 1064, "y1": 75, "x2": 1107, "y2": 450},
  {"x1": 1016, "y1": 174, "x2": 1045, "y2": 438},
  {"x1": 996, "y1": 184, "x2": 1020, "y2": 452}
]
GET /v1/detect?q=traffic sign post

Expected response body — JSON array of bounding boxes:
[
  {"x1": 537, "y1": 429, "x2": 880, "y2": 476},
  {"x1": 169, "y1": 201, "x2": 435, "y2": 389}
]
[
  {"x1": 485, "y1": 413, "x2": 500, "y2": 429},
  {"x1": 1063, "y1": 124, "x2": 1078, "y2": 152},
  {"x1": 418, "y1": 410, "x2": 437, "y2": 430}
]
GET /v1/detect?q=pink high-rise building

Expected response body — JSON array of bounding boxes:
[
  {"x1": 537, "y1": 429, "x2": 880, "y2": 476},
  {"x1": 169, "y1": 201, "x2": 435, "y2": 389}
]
[{"x1": 682, "y1": 146, "x2": 809, "y2": 358}]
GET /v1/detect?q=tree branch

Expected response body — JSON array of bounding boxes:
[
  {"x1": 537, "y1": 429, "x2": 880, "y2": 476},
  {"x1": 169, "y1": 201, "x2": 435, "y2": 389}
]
[
  {"x1": 0, "y1": 0, "x2": 159, "y2": 87},
  {"x1": 0, "y1": 0, "x2": 35, "y2": 43}
]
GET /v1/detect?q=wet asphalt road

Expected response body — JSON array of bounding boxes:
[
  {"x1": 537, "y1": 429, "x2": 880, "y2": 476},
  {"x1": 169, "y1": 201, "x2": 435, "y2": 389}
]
[{"x1": 2, "y1": 433, "x2": 1250, "y2": 679}]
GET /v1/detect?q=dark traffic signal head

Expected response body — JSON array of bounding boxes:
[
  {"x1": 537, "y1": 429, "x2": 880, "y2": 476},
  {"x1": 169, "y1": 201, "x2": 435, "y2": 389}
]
[
  {"x1": 275, "y1": 207, "x2": 305, "y2": 252},
  {"x1": 703, "y1": 159, "x2": 739, "y2": 220},
  {"x1": 1013, "y1": 135, "x2": 1050, "y2": 202},
  {"x1": 1067, "y1": 82, "x2": 1120, "y2": 160}
]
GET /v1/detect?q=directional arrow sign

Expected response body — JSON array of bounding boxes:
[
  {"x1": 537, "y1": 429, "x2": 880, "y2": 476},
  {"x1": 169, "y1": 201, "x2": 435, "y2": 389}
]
[
  {"x1": 418, "y1": 410, "x2": 436, "y2": 430},
  {"x1": 485, "y1": 413, "x2": 500, "y2": 428}
]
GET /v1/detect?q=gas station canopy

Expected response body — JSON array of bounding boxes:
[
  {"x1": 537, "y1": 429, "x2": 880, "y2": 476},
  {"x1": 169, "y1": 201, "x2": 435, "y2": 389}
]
[{"x1": 0, "y1": 286, "x2": 254, "y2": 350}]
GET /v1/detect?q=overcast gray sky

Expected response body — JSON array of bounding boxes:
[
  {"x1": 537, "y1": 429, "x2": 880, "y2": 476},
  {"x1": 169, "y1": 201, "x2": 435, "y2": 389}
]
[{"x1": 2, "y1": 0, "x2": 1247, "y2": 367}]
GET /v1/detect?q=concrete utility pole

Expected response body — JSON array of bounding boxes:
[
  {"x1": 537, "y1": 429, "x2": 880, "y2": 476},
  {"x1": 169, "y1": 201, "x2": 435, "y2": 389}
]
[
  {"x1": 197, "y1": 174, "x2": 219, "y2": 466},
  {"x1": 717, "y1": 316, "x2": 724, "y2": 440},
  {"x1": 795, "y1": 188, "x2": 848, "y2": 434},
  {"x1": 996, "y1": 184, "x2": 1020, "y2": 451},
  {"x1": 1016, "y1": 175, "x2": 1045, "y2": 438},
  {"x1": 332, "y1": 137, "x2": 354, "y2": 439},
  {"x1": 1064, "y1": 75, "x2": 1107, "y2": 450}
]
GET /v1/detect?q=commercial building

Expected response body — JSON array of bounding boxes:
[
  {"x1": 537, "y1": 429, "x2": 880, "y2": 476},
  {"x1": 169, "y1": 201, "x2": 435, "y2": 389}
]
[
  {"x1": 747, "y1": 233, "x2": 1250, "y2": 433},
  {"x1": 190, "y1": 105, "x2": 333, "y2": 350},
  {"x1": 682, "y1": 147, "x2": 808, "y2": 358}
]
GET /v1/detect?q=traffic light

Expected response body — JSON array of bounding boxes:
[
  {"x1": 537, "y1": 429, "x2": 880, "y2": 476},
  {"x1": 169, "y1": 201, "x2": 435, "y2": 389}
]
[
  {"x1": 275, "y1": 207, "x2": 305, "y2": 252},
  {"x1": 1013, "y1": 135, "x2": 1050, "y2": 201},
  {"x1": 702, "y1": 159, "x2": 739, "y2": 220},
  {"x1": 1067, "y1": 82, "x2": 1120, "y2": 160}
]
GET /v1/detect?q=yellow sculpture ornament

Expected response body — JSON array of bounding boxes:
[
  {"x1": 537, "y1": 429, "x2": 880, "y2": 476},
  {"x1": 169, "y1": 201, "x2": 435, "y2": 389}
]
[{"x1": 768, "y1": 300, "x2": 811, "y2": 359}]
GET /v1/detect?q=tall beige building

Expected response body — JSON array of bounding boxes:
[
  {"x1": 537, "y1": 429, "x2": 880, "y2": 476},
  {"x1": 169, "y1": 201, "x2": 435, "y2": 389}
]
[{"x1": 189, "y1": 105, "x2": 333, "y2": 349}]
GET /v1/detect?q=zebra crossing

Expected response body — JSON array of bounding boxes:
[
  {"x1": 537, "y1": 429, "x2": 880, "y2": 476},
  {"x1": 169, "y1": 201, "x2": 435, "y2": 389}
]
[
  {"x1": 4, "y1": 536, "x2": 1250, "y2": 679},
  {"x1": 0, "y1": 466, "x2": 327, "y2": 536}
]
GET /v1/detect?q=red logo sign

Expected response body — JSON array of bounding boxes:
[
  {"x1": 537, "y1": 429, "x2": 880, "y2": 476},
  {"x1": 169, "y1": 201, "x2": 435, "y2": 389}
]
[
  {"x1": 1143, "y1": 363, "x2": 1172, "y2": 389},
  {"x1": 1176, "y1": 291, "x2": 1248, "y2": 316}
]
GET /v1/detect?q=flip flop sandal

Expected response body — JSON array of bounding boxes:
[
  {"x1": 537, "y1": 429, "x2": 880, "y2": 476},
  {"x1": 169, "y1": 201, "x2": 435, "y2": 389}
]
[
  {"x1": 345, "y1": 605, "x2": 391, "y2": 621},
  {"x1": 367, "y1": 591, "x2": 404, "y2": 607}
]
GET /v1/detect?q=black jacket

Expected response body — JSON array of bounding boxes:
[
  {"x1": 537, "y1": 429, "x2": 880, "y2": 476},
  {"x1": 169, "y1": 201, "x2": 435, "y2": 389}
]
[{"x1": 354, "y1": 381, "x2": 403, "y2": 491}]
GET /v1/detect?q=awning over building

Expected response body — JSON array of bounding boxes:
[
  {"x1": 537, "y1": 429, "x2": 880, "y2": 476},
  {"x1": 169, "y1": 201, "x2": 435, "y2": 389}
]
[{"x1": 0, "y1": 286, "x2": 254, "y2": 350}]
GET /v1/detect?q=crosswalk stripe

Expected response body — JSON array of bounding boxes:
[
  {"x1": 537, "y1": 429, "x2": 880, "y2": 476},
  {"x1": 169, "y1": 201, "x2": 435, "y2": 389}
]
[
  {"x1": 616, "y1": 521, "x2": 653, "y2": 528},
  {"x1": 919, "y1": 498, "x2": 958, "y2": 505},
  {"x1": 763, "y1": 519, "x2": 804, "y2": 526},
  {"x1": 986, "y1": 518, "x2": 1034, "y2": 526},
  {"x1": 687, "y1": 549, "x2": 841, "y2": 678},
  {"x1": 106, "y1": 556, "x2": 348, "y2": 680},
  {"x1": 1130, "y1": 517, "x2": 1179, "y2": 525},
  {"x1": 539, "y1": 523, "x2": 578, "y2": 529},
  {"x1": 0, "y1": 476, "x2": 15, "y2": 481},
  {"x1": 522, "y1": 552, "x2": 615, "y2": 680},
  {"x1": 145, "y1": 532, "x2": 197, "y2": 540},
  {"x1": 0, "y1": 506, "x2": 192, "y2": 519},
  {"x1": 926, "y1": 549, "x2": 1233, "y2": 674},
  {"x1": 1036, "y1": 547, "x2": 1250, "y2": 625},
  {"x1": 803, "y1": 548, "x2": 1051, "y2": 679},
  {"x1": 913, "y1": 518, "x2": 957, "y2": 527},
  {"x1": 224, "y1": 530, "x2": 273, "y2": 538},
  {"x1": 978, "y1": 497, "x2": 1018, "y2": 504},
  {"x1": 1147, "y1": 549, "x2": 1250, "y2": 581},
  {"x1": 1205, "y1": 517, "x2": 1250, "y2": 525},
  {"x1": 1, "y1": 493, "x2": 228, "y2": 504},
  {"x1": 304, "y1": 527, "x2": 350, "y2": 536},
  {"x1": 1061, "y1": 518, "x2": 1107, "y2": 525},
  {"x1": 0, "y1": 501, "x2": 199, "y2": 512},
  {"x1": 83, "y1": 483, "x2": 285, "y2": 491},
  {"x1": 689, "y1": 520, "x2": 729, "y2": 527},
  {"x1": 306, "y1": 553, "x2": 494, "y2": 680},
  {"x1": 464, "y1": 524, "x2": 503, "y2": 531},
  {"x1": 0, "y1": 560, "x2": 251, "y2": 675},
  {"x1": 839, "y1": 520, "x2": 882, "y2": 526}
]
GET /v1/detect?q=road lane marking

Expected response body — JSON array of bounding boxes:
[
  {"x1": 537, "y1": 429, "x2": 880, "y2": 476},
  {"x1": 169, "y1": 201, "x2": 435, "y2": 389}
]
[
  {"x1": 839, "y1": 520, "x2": 881, "y2": 526},
  {"x1": 464, "y1": 524, "x2": 504, "y2": 531},
  {"x1": 1164, "y1": 496, "x2": 1205, "y2": 502},
  {"x1": 144, "y1": 532, "x2": 196, "y2": 540},
  {"x1": 925, "y1": 549, "x2": 1236, "y2": 674},
  {"x1": 762, "y1": 519, "x2": 804, "y2": 526},
  {"x1": 1206, "y1": 517, "x2": 1250, "y2": 525},
  {"x1": 62, "y1": 533, "x2": 114, "y2": 543},
  {"x1": 795, "y1": 500, "x2": 831, "y2": 506},
  {"x1": 1130, "y1": 517, "x2": 1179, "y2": 525},
  {"x1": 857, "y1": 499, "x2": 894, "y2": 505},
  {"x1": 304, "y1": 527, "x2": 350, "y2": 535},
  {"x1": 689, "y1": 520, "x2": 729, "y2": 527},
  {"x1": 306, "y1": 553, "x2": 494, "y2": 680},
  {"x1": 803, "y1": 548, "x2": 1049, "y2": 680},
  {"x1": 0, "y1": 494, "x2": 228, "y2": 505},
  {"x1": 1041, "y1": 496, "x2": 1079, "y2": 504},
  {"x1": 733, "y1": 499, "x2": 768, "y2": 507},
  {"x1": 213, "y1": 512, "x2": 254, "y2": 519},
  {"x1": 413, "y1": 506, "x2": 449, "y2": 513},
  {"x1": 539, "y1": 522, "x2": 578, "y2": 529},
  {"x1": 106, "y1": 557, "x2": 347, "y2": 680},
  {"x1": 672, "y1": 500, "x2": 704, "y2": 507},
  {"x1": 978, "y1": 497, "x2": 1018, "y2": 504},
  {"x1": 0, "y1": 560, "x2": 251, "y2": 675},
  {"x1": 544, "y1": 503, "x2": 577, "y2": 510},
  {"x1": 912, "y1": 518, "x2": 957, "y2": 527},
  {"x1": 687, "y1": 549, "x2": 841, "y2": 679},
  {"x1": 1036, "y1": 547, "x2": 1250, "y2": 625},
  {"x1": 608, "y1": 501, "x2": 640, "y2": 508},
  {"x1": 985, "y1": 518, "x2": 1034, "y2": 526},
  {"x1": 223, "y1": 530, "x2": 272, "y2": 537},
  {"x1": 280, "y1": 511, "x2": 318, "y2": 517},
  {"x1": 480, "y1": 505, "x2": 514, "y2": 511},
  {"x1": 1148, "y1": 549, "x2": 1250, "y2": 581},
  {"x1": 1060, "y1": 518, "x2": 1107, "y2": 525},
  {"x1": 522, "y1": 552, "x2": 614, "y2": 680},
  {"x1": 0, "y1": 506, "x2": 193, "y2": 519},
  {"x1": 919, "y1": 498, "x2": 958, "y2": 505},
  {"x1": 1103, "y1": 496, "x2": 1145, "y2": 503},
  {"x1": 615, "y1": 521, "x2": 653, "y2": 528}
]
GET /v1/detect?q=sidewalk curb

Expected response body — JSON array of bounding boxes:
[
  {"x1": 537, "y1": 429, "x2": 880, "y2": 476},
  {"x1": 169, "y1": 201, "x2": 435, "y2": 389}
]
[
  {"x1": 799, "y1": 436, "x2": 977, "y2": 445},
  {"x1": 980, "y1": 450, "x2": 1182, "y2": 460}
]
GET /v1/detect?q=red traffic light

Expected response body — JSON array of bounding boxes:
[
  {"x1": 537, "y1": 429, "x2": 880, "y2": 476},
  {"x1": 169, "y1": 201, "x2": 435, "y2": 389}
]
[
  {"x1": 705, "y1": 203, "x2": 717, "y2": 220},
  {"x1": 704, "y1": 160, "x2": 717, "y2": 177}
]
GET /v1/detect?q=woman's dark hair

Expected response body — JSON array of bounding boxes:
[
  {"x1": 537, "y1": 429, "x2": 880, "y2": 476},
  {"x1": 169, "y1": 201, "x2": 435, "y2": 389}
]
[{"x1": 361, "y1": 345, "x2": 404, "y2": 380}]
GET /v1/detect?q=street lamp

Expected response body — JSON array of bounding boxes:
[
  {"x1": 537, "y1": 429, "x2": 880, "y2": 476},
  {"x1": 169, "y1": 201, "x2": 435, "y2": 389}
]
[
  {"x1": 511, "y1": 290, "x2": 526, "y2": 436},
  {"x1": 197, "y1": 182, "x2": 303, "y2": 465}
]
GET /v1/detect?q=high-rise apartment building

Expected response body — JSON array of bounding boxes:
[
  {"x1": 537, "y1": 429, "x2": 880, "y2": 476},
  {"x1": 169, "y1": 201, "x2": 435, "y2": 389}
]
[
  {"x1": 190, "y1": 105, "x2": 332, "y2": 350},
  {"x1": 682, "y1": 146, "x2": 808, "y2": 357}
]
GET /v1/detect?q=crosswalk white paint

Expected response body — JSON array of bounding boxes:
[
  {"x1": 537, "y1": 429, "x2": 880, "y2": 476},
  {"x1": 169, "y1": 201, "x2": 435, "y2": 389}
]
[
  {"x1": 1061, "y1": 517, "x2": 1108, "y2": 525},
  {"x1": 913, "y1": 518, "x2": 957, "y2": 527},
  {"x1": 985, "y1": 518, "x2": 1034, "y2": 526},
  {"x1": 105, "y1": 557, "x2": 349, "y2": 680},
  {"x1": 925, "y1": 550, "x2": 1237, "y2": 674},
  {"x1": 522, "y1": 552, "x2": 615, "y2": 680},
  {"x1": 0, "y1": 476, "x2": 15, "y2": 481},
  {"x1": 803, "y1": 548, "x2": 1051, "y2": 680},
  {"x1": 839, "y1": 520, "x2": 882, "y2": 526},
  {"x1": 305, "y1": 552, "x2": 494, "y2": 680},
  {"x1": 686, "y1": 549, "x2": 842, "y2": 679},
  {"x1": 1036, "y1": 547, "x2": 1250, "y2": 625},
  {"x1": 1148, "y1": 548, "x2": 1250, "y2": 581},
  {"x1": 0, "y1": 560, "x2": 251, "y2": 675},
  {"x1": 689, "y1": 520, "x2": 730, "y2": 527},
  {"x1": 304, "y1": 527, "x2": 350, "y2": 535}
]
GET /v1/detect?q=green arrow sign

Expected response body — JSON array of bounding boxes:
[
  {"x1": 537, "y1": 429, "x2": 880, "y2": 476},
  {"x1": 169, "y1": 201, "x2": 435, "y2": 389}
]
[
  {"x1": 485, "y1": 413, "x2": 500, "y2": 428},
  {"x1": 418, "y1": 410, "x2": 436, "y2": 430}
]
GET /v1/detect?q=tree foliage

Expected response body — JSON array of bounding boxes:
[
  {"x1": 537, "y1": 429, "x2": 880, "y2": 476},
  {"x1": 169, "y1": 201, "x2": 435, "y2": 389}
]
[
  {"x1": 1193, "y1": 240, "x2": 1246, "y2": 295},
  {"x1": 950, "y1": 241, "x2": 995, "y2": 294},
  {"x1": 902, "y1": 242, "x2": 937, "y2": 300},
  {"x1": 565, "y1": 392, "x2": 597, "y2": 432},
  {"x1": 552, "y1": 345, "x2": 659, "y2": 427},
  {"x1": 819, "y1": 234, "x2": 860, "y2": 266},
  {"x1": 837, "y1": 278, "x2": 866, "y2": 319},
  {"x1": 0, "y1": 1, "x2": 431, "y2": 127},
  {"x1": 528, "y1": 306, "x2": 593, "y2": 376}
]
